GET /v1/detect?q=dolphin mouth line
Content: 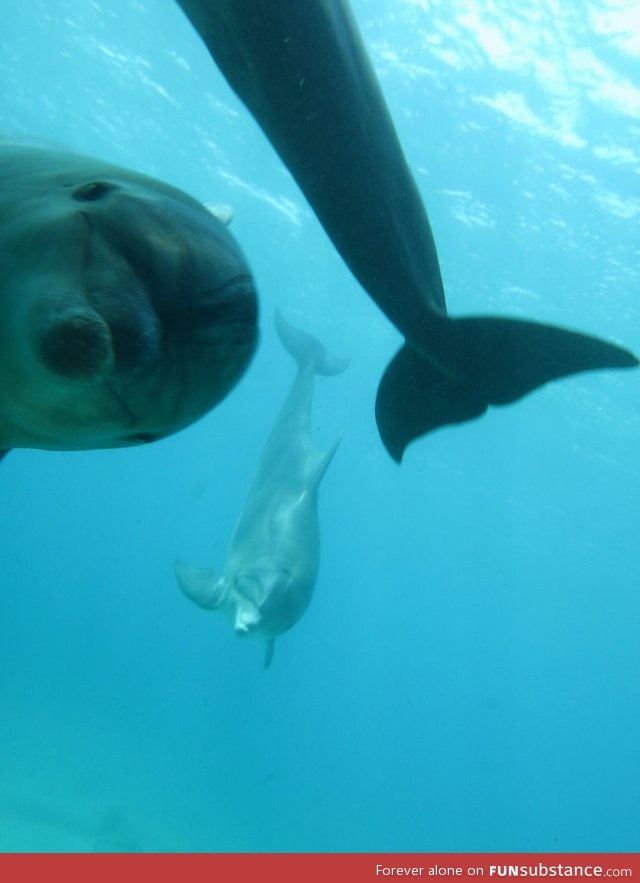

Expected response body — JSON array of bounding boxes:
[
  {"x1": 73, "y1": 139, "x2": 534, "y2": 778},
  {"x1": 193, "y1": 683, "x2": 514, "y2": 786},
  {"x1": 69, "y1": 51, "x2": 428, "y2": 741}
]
[
  {"x1": 105, "y1": 383, "x2": 164, "y2": 444},
  {"x1": 193, "y1": 273, "x2": 258, "y2": 340},
  {"x1": 207, "y1": 273, "x2": 255, "y2": 303},
  {"x1": 105, "y1": 381, "x2": 138, "y2": 430}
]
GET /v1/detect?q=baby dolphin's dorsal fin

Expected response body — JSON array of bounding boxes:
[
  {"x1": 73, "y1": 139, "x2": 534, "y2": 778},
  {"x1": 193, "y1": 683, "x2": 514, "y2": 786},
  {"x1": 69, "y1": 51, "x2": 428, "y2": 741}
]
[{"x1": 305, "y1": 431, "x2": 342, "y2": 490}]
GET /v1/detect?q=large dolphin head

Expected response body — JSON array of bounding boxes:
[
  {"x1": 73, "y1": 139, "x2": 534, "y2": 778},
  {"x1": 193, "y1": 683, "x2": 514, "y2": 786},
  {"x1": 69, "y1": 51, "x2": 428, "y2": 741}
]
[{"x1": 0, "y1": 144, "x2": 258, "y2": 451}]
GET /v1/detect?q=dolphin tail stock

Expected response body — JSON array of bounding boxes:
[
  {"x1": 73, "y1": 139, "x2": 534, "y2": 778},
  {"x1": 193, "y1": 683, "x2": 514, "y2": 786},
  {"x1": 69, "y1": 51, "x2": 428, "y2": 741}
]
[
  {"x1": 274, "y1": 308, "x2": 349, "y2": 377},
  {"x1": 174, "y1": 560, "x2": 223, "y2": 610},
  {"x1": 376, "y1": 315, "x2": 639, "y2": 462}
]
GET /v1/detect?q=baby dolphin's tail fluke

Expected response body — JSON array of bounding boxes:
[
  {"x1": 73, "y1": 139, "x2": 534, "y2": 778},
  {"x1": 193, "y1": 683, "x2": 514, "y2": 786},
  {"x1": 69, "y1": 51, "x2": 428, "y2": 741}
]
[
  {"x1": 377, "y1": 315, "x2": 638, "y2": 462},
  {"x1": 274, "y1": 308, "x2": 350, "y2": 377}
]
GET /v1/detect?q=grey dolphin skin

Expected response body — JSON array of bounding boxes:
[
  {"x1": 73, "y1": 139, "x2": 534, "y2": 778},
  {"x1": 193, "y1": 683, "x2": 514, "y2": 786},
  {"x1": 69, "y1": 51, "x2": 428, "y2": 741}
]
[
  {"x1": 176, "y1": 0, "x2": 638, "y2": 461},
  {"x1": 175, "y1": 310, "x2": 347, "y2": 669},
  {"x1": 0, "y1": 143, "x2": 257, "y2": 459}
]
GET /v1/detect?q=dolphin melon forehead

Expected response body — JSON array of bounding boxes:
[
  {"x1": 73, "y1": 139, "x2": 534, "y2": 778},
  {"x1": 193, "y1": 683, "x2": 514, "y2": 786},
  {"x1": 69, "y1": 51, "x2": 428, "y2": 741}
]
[{"x1": 0, "y1": 144, "x2": 202, "y2": 206}]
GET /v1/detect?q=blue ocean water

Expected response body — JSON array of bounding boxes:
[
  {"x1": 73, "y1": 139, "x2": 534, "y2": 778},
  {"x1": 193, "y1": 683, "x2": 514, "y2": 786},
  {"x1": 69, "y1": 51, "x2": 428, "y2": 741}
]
[{"x1": 1, "y1": 0, "x2": 639, "y2": 852}]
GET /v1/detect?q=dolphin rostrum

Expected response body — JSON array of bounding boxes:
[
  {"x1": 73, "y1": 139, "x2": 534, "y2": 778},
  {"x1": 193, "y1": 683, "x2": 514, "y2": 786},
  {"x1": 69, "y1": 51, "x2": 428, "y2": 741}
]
[
  {"x1": 0, "y1": 143, "x2": 258, "y2": 459},
  {"x1": 176, "y1": 0, "x2": 638, "y2": 461},
  {"x1": 175, "y1": 310, "x2": 348, "y2": 669}
]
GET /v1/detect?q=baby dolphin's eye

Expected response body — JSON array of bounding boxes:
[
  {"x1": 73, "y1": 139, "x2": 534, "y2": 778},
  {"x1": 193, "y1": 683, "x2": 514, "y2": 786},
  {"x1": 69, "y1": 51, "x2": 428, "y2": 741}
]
[{"x1": 72, "y1": 181, "x2": 116, "y2": 202}]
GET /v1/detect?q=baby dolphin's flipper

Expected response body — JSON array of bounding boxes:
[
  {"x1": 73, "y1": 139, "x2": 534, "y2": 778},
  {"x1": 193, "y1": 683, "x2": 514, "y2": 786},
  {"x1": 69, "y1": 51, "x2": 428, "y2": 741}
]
[{"x1": 174, "y1": 561, "x2": 223, "y2": 610}]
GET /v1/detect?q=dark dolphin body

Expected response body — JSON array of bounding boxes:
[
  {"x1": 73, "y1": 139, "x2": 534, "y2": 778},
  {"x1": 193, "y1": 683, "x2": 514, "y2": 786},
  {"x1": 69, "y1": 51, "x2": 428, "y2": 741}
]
[
  {"x1": 0, "y1": 144, "x2": 257, "y2": 458},
  {"x1": 176, "y1": 0, "x2": 638, "y2": 461}
]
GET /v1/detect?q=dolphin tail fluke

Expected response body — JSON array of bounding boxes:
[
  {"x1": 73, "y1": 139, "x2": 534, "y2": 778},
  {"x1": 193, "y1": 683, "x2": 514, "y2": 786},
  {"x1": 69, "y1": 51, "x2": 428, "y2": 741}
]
[
  {"x1": 376, "y1": 316, "x2": 638, "y2": 462},
  {"x1": 274, "y1": 308, "x2": 349, "y2": 376},
  {"x1": 174, "y1": 560, "x2": 222, "y2": 610}
]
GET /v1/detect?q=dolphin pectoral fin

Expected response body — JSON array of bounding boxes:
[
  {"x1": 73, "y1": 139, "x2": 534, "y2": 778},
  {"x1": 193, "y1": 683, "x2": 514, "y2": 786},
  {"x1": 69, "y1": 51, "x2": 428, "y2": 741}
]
[
  {"x1": 204, "y1": 202, "x2": 234, "y2": 225},
  {"x1": 173, "y1": 560, "x2": 221, "y2": 610},
  {"x1": 264, "y1": 639, "x2": 276, "y2": 671},
  {"x1": 0, "y1": 451, "x2": 8, "y2": 462},
  {"x1": 377, "y1": 317, "x2": 639, "y2": 462}
]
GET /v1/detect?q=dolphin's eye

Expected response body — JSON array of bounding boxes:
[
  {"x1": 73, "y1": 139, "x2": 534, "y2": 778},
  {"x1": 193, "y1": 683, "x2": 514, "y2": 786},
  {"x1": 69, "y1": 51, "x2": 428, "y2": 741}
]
[{"x1": 72, "y1": 181, "x2": 116, "y2": 202}]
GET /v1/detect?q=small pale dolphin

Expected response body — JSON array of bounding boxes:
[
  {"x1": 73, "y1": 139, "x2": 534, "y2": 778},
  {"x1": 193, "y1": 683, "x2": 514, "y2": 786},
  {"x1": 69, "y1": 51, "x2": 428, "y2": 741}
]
[
  {"x1": 176, "y1": 0, "x2": 638, "y2": 460},
  {"x1": 0, "y1": 143, "x2": 258, "y2": 458},
  {"x1": 174, "y1": 310, "x2": 348, "y2": 669}
]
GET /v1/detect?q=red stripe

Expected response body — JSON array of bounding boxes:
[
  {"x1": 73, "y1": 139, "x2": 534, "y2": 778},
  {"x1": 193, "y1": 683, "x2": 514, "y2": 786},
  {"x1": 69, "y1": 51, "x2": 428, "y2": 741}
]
[{"x1": 2, "y1": 853, "x2": 639, "y2": 883}]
